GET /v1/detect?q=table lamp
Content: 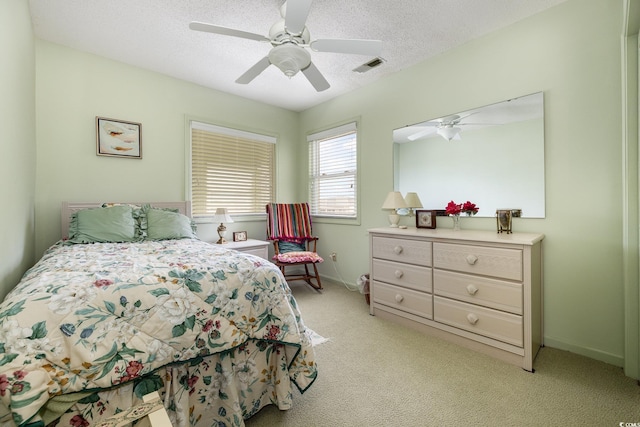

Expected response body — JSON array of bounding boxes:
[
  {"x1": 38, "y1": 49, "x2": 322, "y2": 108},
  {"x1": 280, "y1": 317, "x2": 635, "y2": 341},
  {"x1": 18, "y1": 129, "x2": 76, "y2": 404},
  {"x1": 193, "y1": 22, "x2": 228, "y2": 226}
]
[
  {"x1": 213, "y1": 208, "x2": 234, "y2": 244},
  {"x1": 381, "y1": 191, "x2": 407, "y2": 227},
  {"x1": 403, "y1": 192, "x2": 423, "y2": 216}
]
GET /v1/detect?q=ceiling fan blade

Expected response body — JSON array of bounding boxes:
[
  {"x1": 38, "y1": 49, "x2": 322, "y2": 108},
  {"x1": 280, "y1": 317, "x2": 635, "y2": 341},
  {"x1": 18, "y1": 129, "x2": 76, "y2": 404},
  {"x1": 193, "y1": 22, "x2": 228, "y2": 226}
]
[
  {"x1": 407, "y1": 127, "x2": 437, "y2": 141},
  {"x1": 189, "y1": 22, "x2": 269, "y2": 42},
  {"x1": 301, "y1": 62, "x2": 330, "y2": 92},
  {"x1": 284, "y1": 0, "x2": 313, "y2": 36},
  {"x1": 310, "y1": 39, "x2": 382, "y2": 56},
  {"x1": 235, "y1": 56, "x2": 272, "y2": 84},
  {"x1": 450, "y1": 112, "x2": 476, "y2": 124}
]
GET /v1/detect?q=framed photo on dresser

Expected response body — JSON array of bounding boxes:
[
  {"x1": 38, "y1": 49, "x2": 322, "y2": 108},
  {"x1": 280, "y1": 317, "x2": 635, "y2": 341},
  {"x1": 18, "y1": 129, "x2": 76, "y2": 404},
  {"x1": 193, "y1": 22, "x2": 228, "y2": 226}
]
[{"x1": 416, "y1": 210, "x2": 437, "y2": 229}]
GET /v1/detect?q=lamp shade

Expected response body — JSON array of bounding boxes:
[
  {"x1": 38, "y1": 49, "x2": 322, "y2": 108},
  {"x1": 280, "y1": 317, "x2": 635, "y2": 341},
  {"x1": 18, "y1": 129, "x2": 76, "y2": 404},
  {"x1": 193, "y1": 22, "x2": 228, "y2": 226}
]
[
  {"x1": 404, "y1": 192, "x2": 423, "y2": 209},
  {"x1": 212, "y1": 208, "x2": 234, "y2": 224},
  {"x1": 382, "y1": 191, "x2": 407, "y2": 210}
]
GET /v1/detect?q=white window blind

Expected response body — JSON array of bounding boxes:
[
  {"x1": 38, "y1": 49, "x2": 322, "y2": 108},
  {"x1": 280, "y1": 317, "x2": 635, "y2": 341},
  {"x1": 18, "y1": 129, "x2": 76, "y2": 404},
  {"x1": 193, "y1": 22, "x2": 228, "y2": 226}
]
[
  {"x1": 308, "y1": 122, "x2": 357, "y2": 218},
  {"x1": 190, "y1": 121, "x2": 275, "y2": 216}
]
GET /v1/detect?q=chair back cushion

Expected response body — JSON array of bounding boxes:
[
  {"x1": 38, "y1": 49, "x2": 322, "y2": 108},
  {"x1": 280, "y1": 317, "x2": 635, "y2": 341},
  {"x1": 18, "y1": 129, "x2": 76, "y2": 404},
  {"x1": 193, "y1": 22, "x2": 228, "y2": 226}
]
[
  {"x1": 266, "y1": 203, "x2": 313, "y2": 242},
  {"x1": 278, "y1": 241, "x2": 306, "y2": 253}
]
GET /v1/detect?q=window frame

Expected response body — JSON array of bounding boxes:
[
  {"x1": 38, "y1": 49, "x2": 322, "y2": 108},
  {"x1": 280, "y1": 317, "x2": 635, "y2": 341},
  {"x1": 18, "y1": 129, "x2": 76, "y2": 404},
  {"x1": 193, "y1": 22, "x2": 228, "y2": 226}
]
[
  {"x1": 307, "y1": 121, "x2": 360, "y2": 225},
  {"x1": 185, "y1": 117, "x2": 277, "y2": 223}
]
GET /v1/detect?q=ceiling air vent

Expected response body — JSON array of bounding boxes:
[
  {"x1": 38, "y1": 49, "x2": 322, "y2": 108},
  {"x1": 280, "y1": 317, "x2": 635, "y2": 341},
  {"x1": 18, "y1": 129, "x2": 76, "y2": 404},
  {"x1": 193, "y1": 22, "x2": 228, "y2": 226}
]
[{"x1": 353, "y1": 57, "x2": 386, "y2": 73}]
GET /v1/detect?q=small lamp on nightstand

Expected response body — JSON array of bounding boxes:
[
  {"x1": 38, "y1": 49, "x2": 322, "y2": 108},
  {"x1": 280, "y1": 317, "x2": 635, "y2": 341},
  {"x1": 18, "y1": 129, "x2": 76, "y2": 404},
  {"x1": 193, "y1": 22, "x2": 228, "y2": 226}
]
[{"x1": 213, "y1": 208, "x2": 234, "y2": 244}]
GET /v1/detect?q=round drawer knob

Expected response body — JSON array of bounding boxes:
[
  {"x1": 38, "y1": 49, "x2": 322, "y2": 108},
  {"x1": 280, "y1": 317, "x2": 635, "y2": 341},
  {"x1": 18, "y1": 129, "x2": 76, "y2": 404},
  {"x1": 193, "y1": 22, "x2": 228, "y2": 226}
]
[
  {"x1": 393, "y1": 246, "x2": 404, "y2": 255},
  {"x1": 466, "y1": 284, "x2": 479, "y2": 295},
  {"x1": 466, "y1": 254, "x2": 478, "y2": 265},
  {"x1": 395, "y1": 294, "x2": 404, "y2": 303},
  {"x1": 394, "y1": 270, "x2": 404, "y2": 279},
  {"x1": 466, "y1": 313, "x2": 479, "y2": 325}
]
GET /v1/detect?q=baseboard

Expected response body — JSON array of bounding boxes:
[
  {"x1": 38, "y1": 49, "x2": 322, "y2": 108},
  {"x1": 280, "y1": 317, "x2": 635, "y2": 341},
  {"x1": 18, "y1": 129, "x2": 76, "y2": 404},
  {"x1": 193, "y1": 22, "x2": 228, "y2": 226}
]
[
  {"x1": 318, "y1": 273, "x2": 345, "y2": 285},
  {"x1": 543, "y1": 336, "x2": 624, "y2": 368},
  {"x1": 318, "y1": 274, "x2": 363, "y2": 291}
]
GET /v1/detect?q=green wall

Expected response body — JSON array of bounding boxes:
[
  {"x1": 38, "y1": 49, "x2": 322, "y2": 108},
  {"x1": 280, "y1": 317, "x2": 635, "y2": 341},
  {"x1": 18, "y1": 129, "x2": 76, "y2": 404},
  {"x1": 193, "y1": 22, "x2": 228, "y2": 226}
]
[
  {"x1": 301, "y1": 0, "x2": 636, "y2": 373},
  {"x1": 0, "y1": 0, "x2": 36, "y2": 300},
  {"x1": 5, "y1": 0, "x2": 636, "y2": 379},
  {"x1": 34, "y1": 41, "x2": 300, "y2": 256}
]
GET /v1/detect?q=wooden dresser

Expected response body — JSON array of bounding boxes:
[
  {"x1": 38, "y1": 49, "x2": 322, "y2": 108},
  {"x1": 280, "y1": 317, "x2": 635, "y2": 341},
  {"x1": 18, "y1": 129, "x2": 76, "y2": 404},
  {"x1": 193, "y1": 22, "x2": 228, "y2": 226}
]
[{"x1": 369, "y1": 227, "x2": 544, "y2": 371}]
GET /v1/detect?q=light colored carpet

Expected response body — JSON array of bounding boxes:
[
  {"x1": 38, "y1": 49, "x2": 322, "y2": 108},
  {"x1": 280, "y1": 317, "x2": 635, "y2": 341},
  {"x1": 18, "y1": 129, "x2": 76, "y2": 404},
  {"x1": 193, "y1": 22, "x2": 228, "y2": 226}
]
[{"x1": 246, "y1": 280, "x2": 640, "y2": 427}]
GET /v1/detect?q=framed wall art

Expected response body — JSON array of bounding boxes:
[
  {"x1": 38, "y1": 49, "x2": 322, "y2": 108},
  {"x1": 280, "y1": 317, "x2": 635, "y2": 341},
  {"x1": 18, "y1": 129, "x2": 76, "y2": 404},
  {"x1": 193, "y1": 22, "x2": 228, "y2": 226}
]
[
  {"x1": 96, "y1": 117, "x2": 142, "y2": 159},
  {"x1": 416, "y1": 210, "x2": 437, "y2": 229}
]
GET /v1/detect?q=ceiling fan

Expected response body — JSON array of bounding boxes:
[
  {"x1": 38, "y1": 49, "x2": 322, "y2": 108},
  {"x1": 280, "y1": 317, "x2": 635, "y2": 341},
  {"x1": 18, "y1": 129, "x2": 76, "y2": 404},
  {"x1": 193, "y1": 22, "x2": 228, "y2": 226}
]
[
  {"x1": 407, "y1": 114, "x2": 483, "y2": 142},
  {"x1": 189, "y1": 0, "x2": 382, "y2": 92}
]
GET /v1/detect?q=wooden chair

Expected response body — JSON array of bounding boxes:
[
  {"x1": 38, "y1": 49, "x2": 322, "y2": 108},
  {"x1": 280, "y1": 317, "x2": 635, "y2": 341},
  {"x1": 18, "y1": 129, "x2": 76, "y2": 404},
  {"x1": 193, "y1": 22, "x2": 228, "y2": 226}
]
[{"x1": 266, "y1": 203, "x2": 323, "y2": 291}]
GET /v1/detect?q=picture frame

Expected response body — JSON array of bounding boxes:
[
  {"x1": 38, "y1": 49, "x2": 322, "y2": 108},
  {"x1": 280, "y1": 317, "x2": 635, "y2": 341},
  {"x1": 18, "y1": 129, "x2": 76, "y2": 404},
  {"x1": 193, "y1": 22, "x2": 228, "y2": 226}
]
[
  {"x1": 96, "y1": 117, "x2": 142, "y2": 159},
  {"x1": 233, "y1": 231, "x2": 248, "y2": 242},
  {"x1": 416, "y1": 210, "x2": 437, "y2": 229},
  {"x1": 496, "y1": 209, "x2": 513, "y2": 234}
]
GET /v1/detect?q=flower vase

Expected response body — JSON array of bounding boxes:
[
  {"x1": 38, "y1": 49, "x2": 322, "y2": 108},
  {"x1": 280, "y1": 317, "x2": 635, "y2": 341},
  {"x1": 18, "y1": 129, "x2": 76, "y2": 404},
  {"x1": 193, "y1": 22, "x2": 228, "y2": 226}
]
[{"x1": 452, "y1": 214, "x2": 460, "y2": 231}]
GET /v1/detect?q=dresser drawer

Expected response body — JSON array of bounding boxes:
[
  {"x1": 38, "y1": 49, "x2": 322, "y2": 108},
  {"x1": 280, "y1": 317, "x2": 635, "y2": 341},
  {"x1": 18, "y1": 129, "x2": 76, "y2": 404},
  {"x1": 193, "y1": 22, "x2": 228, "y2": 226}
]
[
  {"x1": 434, "y1": 296, "x2": 523, "y2": 347},
  {"x1": 373, "y1": 281, "x2": 433, "y2": 319},
  {"x1": 433, "y1": 243, "x2": 522, "y2": 281},
  {"x1": 372, "y1": 259, "x2": 432, "y2": 293},
  {"x1": 433, "y1": 270, "x2": 522, "y2": 315},
  {"x1": 372, "y1": 237, "x2": 432, "y2": 266}
]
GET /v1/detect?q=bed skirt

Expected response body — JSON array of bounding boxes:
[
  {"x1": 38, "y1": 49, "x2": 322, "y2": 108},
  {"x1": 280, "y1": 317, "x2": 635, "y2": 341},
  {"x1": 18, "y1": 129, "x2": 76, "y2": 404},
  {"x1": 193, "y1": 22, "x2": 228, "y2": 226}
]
[{"x1": 45, "y1": 338, "x2": 312, "y2": 427}]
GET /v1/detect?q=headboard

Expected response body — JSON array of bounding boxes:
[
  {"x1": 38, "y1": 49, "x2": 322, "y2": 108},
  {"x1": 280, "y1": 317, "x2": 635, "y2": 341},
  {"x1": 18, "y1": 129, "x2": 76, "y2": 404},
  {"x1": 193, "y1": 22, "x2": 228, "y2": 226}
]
[{"x1": 61, "y1": 201, "x2": 192, "y2": 239}]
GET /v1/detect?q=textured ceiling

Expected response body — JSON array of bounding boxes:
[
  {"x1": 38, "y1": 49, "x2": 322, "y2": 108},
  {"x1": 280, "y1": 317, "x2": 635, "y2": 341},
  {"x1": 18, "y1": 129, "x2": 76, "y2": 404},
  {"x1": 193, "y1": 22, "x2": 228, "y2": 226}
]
[{"x1": 28, "y1": 0, "x2": 568, "y2": 112}]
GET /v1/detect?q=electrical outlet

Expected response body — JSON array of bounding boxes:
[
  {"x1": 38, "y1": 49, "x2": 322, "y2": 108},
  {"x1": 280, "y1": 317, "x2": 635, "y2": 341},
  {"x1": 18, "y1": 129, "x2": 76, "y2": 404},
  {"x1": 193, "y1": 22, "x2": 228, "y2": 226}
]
[{"x1": 330, "y1": 252, "x2": 337, "y2": 262}]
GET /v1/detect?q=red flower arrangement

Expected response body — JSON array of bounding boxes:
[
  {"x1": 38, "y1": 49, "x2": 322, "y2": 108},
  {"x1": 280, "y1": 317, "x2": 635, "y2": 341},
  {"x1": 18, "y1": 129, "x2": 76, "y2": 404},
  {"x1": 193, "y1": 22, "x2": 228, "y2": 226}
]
[
  {"x1": 445, "y1": 201, "x2": 462, "y2": 216},
  {"x1": 462, "y1": 201, "x2": 479, "y2": 215},
  {"x1": 445, "y1": 200, "x2": 479, "y2": 216}
]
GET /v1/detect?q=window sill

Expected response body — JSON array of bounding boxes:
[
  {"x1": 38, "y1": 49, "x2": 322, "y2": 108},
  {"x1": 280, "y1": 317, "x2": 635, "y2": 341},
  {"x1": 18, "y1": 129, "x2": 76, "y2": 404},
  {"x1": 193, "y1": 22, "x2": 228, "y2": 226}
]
[{"x1": 312, "y1": 215, "x2": 361, "y2": 226}]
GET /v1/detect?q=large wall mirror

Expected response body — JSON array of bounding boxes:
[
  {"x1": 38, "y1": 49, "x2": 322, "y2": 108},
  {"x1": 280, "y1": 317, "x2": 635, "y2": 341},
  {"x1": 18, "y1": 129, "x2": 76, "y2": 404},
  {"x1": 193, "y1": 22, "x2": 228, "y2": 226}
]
[{"x1": 393, "y1": 92, "x2": 545, "y2": 218}]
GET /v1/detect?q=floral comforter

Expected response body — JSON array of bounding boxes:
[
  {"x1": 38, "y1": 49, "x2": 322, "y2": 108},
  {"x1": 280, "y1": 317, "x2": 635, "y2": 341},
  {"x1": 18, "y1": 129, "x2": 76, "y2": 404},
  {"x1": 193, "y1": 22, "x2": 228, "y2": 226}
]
[{"x1": 0, "y1": 239, "x2": 316, "y2": 426}]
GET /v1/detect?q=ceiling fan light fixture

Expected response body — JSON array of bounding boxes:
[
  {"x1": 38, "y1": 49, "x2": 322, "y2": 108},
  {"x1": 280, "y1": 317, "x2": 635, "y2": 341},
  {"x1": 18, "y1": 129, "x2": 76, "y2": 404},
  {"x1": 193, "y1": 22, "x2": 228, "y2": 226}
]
[
  {"x1": 437, "y1": 126, "x2": 462, "y2": 141},
  {"x1": 268, "y1": 44, "x2": 311, "y2": 78}
]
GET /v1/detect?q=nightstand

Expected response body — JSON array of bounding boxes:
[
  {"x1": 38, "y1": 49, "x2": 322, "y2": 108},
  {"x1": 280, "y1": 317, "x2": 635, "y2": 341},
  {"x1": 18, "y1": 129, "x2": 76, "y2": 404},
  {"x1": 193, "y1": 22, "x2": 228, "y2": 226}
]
[{"x1": 222, "y1": 239, "x2": 270, "y2": 260}]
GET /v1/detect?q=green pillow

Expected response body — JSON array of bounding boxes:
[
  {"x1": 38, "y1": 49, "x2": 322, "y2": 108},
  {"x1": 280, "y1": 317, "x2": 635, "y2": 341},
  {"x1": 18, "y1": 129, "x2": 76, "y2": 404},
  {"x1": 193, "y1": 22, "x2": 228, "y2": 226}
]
[
  {"x1": 146, "y1": 208, "x2": 196, "y2": 240},
  {"x1": 68, "y1": 205, "x2": 137, "y2": 244}
]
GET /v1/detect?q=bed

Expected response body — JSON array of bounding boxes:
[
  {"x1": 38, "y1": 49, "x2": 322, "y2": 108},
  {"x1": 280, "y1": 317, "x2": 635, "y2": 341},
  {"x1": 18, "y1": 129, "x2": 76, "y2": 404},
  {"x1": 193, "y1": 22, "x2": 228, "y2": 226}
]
[{"x1": 0, "y1": 202, "x2": 317, "y2": 427}]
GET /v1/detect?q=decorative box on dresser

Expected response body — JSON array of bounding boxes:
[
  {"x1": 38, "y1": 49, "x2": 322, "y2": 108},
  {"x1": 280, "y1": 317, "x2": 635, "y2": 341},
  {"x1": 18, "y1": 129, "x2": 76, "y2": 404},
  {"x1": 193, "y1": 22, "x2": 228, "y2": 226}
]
[{"x1": 369, "y1": 227, "x2": 544, "y2": 371}]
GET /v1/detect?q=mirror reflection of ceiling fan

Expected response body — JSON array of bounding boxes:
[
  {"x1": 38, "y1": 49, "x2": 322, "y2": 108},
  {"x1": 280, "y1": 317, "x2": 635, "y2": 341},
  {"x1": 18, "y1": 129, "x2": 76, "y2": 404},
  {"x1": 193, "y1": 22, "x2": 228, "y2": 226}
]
[
  {"x1": 407, "y1": 113, "x2": 485, "y2": 142},
  {"x1": 189, "y1": 0, "x2": 383, "y2": 92}
]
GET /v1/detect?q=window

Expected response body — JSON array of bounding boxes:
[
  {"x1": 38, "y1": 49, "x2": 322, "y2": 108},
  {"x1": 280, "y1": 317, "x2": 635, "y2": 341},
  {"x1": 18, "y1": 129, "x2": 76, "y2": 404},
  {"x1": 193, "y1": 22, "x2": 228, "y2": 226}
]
[
  {"x1": 190, "y1": 121, "x2": 275, "y2": 216},
  {"x1": 308, "y1": 122, "x2": 358, "y2": 218}
]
